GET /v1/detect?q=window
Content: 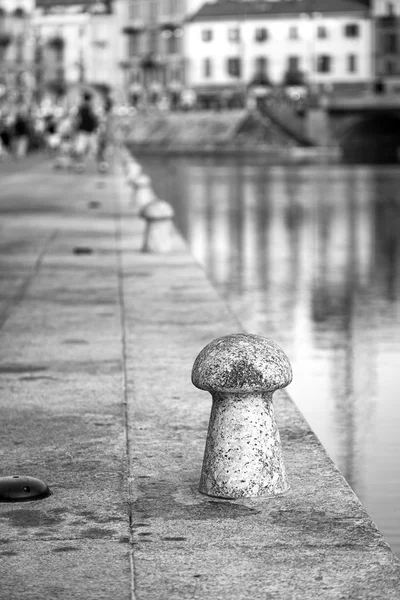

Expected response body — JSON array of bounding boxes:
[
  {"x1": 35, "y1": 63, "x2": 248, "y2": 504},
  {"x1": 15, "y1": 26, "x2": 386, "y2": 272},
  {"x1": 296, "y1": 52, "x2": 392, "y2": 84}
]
[
  {"x1": 162, "y1": 28, "x2": 182, "y2": 53},
  {"x1": 129, "y1": 0, "x2": 143, "y2": 20},
  {"x1": 149, "y1": 29, "x2": 159, "y2": 53},
  {"x1": 170, "y1": 66, "x2": 181, "y2": 82},
  {"x1": 227, "y1": 57, "x2": 241, "y2": 78},
  {"x1": 202, "y1": 29, "x2": 213, "y2": 42},
  {"x1": 317, "y1": 55, "x2": 332, "y2": 73},
  {"x1": 317, "y1": 26, "x2": 328, "y2": 39},
  {"x1": 255, "y1": 56, "x2": 268, "y2": 72},
  {"x1": 128, "y1": 33, "x2": 141, "y2": 57},
  {"x1": 385, "y1": 59, "x2": 395, "y2": 75},
  {"x1": 384, "y1": 33, "x2": 398, "y2": 53},
  {"x1": 203, "y1": 58, "x2": 212, "y2": 78},
  {"x1": 148, "y1": 0, "x2": 157, "y2": 21},
  {"x1": 344, "y1": 23, "x2": 360, "y2": 38},
  {"x1": 288, "y1": 55, "x2": 300, "y2": 71},
  {"x1": 347, "y1": 54, "x2": 357, "y2": 73},
  {"x1": 166, "y1": 33, "x2": 179, "y2": 54},
  {"x1": 289, "y1": 26, "x2": 299, "y2": 40},
  {"x1": 255, "y1": 27, "x2": 268, "y2": 42},
  {"x1": 228, "y1": 28, "x2": 240, "y2": 42},
  {"x1": 170, "y1": 0, "x2": 183, "y2": 15}
]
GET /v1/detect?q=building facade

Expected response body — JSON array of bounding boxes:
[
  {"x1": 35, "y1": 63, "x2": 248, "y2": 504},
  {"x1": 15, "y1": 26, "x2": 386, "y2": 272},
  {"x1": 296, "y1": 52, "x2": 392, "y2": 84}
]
[
  {"x1": 185, "y1": 0, "x2": 373, "y2": 102},
  {"x1": 0, "y1": 0, "x2": 36, "y2": 102},
  {"x1": 33, "y1": 0, "x2": 126, "y2": 99},
  {"x1": 373, "y1": 0, "x2": 400, "y2": 92},
  {"x1": 123, "y1": 0, "x2": 213, "y2": 105}
]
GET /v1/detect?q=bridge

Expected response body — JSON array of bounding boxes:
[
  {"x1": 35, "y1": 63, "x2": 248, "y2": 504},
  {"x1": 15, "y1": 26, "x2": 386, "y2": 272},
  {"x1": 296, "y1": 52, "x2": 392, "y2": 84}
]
[
  {"x1": 325, "y1": 94, "x2": 400, "y2": 163},
  {"x1": 260, "y1": 93, "x2": 400, "y2": 163}
]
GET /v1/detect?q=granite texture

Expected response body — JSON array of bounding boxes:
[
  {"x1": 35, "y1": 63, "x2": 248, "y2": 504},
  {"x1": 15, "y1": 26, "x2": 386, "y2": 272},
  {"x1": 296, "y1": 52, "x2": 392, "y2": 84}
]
[
  {"x1": 141, "y1": 200, "x2": 176, "y2": 253},
  {"x1": 0, "y1": 540, "x2": 131, "y2": 600},
  {"x1": 141, "y1": 199, "x2": 174, "y2": 221},
  {"x1": 192, "y1": 333, "x2": 293, "y2": 393},
  {"x1": 198, "y1": 391, "x2": 289, "y2": 498},
  {"x1": 126, "y1": 161, "x2": 142, "y2": 184},
  {"x1": 192, "y1": 334, "x2": 292, "y2": 498},
  {"x1": 134, "y1": 173, "x2": 155, "y2": 212}
]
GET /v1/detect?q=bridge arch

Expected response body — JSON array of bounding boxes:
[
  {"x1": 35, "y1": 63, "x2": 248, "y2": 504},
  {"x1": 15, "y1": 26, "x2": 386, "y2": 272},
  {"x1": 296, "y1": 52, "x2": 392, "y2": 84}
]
[{"x1": 335, "y1": 112, "x2": 400, "y2": 164}]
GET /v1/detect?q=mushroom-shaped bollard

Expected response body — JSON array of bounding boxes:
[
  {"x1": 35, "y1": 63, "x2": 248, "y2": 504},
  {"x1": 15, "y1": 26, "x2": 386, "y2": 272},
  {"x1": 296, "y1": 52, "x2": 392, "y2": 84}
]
[
  {"x1": 120, "y1": 147, "x2": 134, "y2": 173},
  {"x1": 192, "y1": 333, "x2": 292, "y2": 499},
  {"x1": 140, "y1": 199, "x2": 175, "y2": 253},
  {"x1": 127, "y1": 161, "x2": 142, "y2": 185},
  {"x1": 135, "y1": 174, "x2": 155, "y2": 212}
]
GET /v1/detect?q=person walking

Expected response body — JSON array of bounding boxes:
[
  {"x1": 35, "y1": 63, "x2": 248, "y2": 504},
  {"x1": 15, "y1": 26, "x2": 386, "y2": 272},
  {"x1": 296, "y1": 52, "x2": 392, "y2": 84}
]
[
  {"x1": 13, "y1": 108, "x2": 30, "y2": 159},
  {"x1": 0, "y1": 114, "x2": 10, "y2": 160},
  {"x1": 44, "y1": 112, "x2": 59, "y2": 156},
  {"x1": 96, "y1": 93, "x2": 114, "y2": 172},
  {"x1": 73, "y1": 91, "x2": 99, "y2": 171}
]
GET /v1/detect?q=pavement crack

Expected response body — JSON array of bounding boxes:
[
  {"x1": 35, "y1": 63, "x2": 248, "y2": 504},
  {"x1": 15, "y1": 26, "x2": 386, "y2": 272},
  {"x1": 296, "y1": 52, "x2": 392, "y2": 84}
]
[
  {"x1": 114, "y1": 168, "x2": 137, "y2": 600},
  {"x1": 0, "y1": 229, "x2": 59, "y2": 332}
]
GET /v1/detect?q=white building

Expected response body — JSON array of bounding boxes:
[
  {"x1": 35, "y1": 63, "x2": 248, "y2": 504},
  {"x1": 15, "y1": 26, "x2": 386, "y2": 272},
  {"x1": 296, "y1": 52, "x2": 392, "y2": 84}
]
[
  {"x1": 33, "y1": 0, "x2": 126, "y2": 98},
  {"x1": 122, "y1": 0, "x2": 217, "y2": 104},
  {"x1": 185, "y1": 0, "x2": 373, "y2": 100}
]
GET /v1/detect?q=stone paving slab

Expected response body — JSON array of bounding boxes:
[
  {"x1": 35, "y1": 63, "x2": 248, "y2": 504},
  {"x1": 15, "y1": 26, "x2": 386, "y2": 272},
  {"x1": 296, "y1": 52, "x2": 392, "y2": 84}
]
[
  {"x1": 0, "y1": 159, "x2": 133, "y2": 598},
  {"x1": 0, "y1": 540, "x2": 132, "y2": 600}
]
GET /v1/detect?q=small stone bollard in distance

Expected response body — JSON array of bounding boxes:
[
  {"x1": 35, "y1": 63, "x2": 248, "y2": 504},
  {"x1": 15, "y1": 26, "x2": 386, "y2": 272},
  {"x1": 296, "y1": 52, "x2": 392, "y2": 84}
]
[
  {"x1": 121, "y1": 148, "x2": 135, "y2": 173},
  {"x1": 134, "y1": 174, "x2": 155, "y2": 213},
  {"x1": 127, "y1": 161, "x2": 142, "y2": 185},
  {"x1": 140, "y1": 198, "x2": 175, "y2": 253},
  {"x1": 192, "y1": 333, "x2": 292, "y2": 499}
]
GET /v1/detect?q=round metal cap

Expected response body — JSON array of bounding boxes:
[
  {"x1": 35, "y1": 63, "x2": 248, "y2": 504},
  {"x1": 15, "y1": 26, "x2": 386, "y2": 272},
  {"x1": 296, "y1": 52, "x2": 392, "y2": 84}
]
[{"x1": 0, "y1": 476, "x2": 52, "y2": 502}]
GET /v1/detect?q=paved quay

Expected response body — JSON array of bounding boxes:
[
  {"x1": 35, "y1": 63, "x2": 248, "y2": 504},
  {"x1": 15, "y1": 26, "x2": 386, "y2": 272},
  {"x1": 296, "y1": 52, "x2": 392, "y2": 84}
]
[{"x1": 1, "y1": 153, "x2": 400, "y2": 599}]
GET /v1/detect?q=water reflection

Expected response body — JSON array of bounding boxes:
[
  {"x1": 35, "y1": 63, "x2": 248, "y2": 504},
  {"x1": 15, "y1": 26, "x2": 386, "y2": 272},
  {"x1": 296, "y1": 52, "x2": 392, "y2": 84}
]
[{"x1": 141, "y1": 155, "x2": 400, "y2": 556}]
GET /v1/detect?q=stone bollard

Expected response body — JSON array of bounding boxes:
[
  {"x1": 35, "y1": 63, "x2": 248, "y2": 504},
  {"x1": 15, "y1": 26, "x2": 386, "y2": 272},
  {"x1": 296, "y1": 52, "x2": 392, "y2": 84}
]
[
  {"x1": 127, "y1": 161, "x2": 142, "y2": 185},
  {"x1": 120, "y1": 147, "x2": 133, "y2": 173},
  {"x1": 192, "y1": 333, "x2": 292, "y2": 499},
  {"x1": 134, "y1": 174, "x2": 155, "y2": 212},
  {"x1": 140, "y1": 199, "x2": 175, "y2": 253}
]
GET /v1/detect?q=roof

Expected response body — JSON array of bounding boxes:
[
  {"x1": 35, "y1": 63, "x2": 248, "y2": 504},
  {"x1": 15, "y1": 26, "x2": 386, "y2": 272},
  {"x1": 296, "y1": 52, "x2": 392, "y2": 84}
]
[
  {"x1": 36, "y1": 0, "x2": 110, "y2": 7},
  {"x1": 189, "y1": 0, "x2": 370, "y2": 22}
]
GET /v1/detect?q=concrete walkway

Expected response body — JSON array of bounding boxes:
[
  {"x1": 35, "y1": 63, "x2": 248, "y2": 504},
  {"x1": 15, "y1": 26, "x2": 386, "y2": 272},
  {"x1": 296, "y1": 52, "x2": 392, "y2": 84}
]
[{"x1": 1, "y1": 153, "x2": 400, "y2": 599}]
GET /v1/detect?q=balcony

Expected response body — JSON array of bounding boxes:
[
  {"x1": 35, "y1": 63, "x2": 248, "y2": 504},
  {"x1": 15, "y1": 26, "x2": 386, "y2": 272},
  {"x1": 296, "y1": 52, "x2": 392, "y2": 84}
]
[
  {"x1": 140, "y1": 52, "x2": 164, "y2": 71},
  {"x1": 47, "y1": 35, "x2": 65, "y2": 52},
  {"x1": 283, "y1": 69, "x2": 306, "y2": 87},
  {"x1": 159, "y1": 18, "x2": 183, "y2": 31},
  {"x1": 122, "y1": 24, "x2": 145, "y2": 35},
  {"x1": 378, "y1": 15, "x2": 399, "y2": 28},
  {"x1": 0, "y1": 32, "x2": 12, "y2": 49}
]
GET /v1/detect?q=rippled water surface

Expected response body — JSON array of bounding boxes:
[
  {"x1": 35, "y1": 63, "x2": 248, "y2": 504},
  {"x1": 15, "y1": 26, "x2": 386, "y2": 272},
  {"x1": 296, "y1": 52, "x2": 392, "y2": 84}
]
[{"x1": 140, "y1": 154, "x2": 400, "y2": 556}]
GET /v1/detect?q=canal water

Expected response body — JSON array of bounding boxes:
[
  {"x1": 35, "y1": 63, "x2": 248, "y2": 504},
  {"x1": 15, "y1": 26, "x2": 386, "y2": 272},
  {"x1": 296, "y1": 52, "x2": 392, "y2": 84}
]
[{"x1": 139, "y1": 154, "x2": 400, "y2": 557}]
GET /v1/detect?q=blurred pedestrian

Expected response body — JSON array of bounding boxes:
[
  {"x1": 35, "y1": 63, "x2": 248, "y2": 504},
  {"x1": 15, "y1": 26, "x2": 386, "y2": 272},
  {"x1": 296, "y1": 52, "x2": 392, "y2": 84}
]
[
  {"x1": 96, "y1": 92, "x2": 114, "y2": 171},
  {"x1": 0, "y1": 113, "x2": 11, "y2": 160},
  {"x1": 44, "y1": 112, "x2": 59, "y2": 156},
  {"x1": 53, "y1": 111, "x2": 74, "y2": 170},
  {"x1": 73, "y1": 91, "x2": 99, "y2": 171},
  {"x1": 13, "y1": 108, "x2": 30, "y2": 159}
]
